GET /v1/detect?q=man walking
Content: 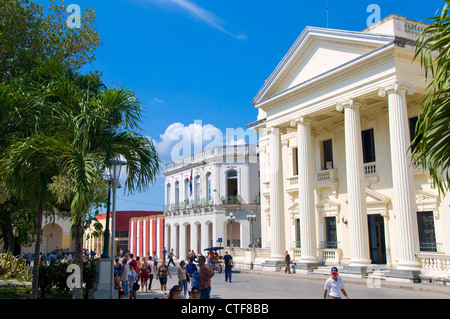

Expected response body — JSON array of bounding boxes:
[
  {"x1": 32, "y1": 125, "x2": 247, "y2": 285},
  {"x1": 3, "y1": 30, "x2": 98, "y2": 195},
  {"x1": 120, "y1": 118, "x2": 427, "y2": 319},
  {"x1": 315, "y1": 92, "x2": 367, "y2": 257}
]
[
  {"x1": 223, "y1": 251, "x2": 234, "y2": 282},
  {"x1": 168, "y1": 248, "x2": 177, "y2": 266},
  {"x1": 284, "y1": 250, "x2": 291, "y2": 274},
  {"x1": 323, "y1": 267, "x2": 349, "y2": 299},
  {"x1": 198, "y1": 255, "x2": 214, "y2": 299}
]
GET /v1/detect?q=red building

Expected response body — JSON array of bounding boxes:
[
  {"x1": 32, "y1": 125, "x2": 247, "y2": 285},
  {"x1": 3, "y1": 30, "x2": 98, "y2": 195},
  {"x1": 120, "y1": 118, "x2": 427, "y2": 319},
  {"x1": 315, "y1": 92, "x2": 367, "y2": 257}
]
[
  {"x1": 94, "y1": 210, "x2": 164, "y2": 258},
  {"x1": 129, "y1": 212, "x2": 165, "y2": 259}
]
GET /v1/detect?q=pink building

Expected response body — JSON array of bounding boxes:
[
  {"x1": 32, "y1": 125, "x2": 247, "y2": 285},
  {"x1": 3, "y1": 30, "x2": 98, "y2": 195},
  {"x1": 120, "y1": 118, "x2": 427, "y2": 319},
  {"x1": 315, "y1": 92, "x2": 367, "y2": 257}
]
[{"x1": 129, "y1": 212, "x2": 165, "y2": 259}]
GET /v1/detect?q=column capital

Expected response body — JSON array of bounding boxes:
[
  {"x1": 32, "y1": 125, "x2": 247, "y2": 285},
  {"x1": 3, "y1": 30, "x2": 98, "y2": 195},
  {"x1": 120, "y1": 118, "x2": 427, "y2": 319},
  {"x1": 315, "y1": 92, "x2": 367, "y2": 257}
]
[
  {"x1": 378, "y1": 82, "x2": 415, "y2": 97},
  {"x1": 290, "y1": 115, "x2": 316, "y2": 127},
  {"x1": 266, "y1": 125, "x2": 275, "y2": 135},
  {"x1": 336, "y1": 98, "x2": 366, "y2": 112}
]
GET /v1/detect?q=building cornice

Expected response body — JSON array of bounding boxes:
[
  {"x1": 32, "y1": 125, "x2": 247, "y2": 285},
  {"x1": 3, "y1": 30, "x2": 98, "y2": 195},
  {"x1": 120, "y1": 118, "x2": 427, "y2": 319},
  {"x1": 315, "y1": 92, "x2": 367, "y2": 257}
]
[
  {"x1": 252, "y1": 26, "x2": 395, "y2": 106},
  {"x1": 254, "y1": 42, "x2": 397, "y2": 113}
]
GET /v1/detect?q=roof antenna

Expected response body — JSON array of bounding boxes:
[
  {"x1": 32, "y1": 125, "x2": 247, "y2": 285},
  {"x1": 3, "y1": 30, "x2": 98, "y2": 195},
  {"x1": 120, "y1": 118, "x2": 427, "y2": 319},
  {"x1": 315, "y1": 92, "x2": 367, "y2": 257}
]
[{"x1": 326, "y1": 0, "x2": 329, "y2": 28}]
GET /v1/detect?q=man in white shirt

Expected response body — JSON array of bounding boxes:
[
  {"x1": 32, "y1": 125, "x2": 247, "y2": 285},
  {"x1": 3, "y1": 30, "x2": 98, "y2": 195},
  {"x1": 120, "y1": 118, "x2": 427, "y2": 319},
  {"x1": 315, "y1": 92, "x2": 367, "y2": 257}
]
[
  {"x1": 323, "y1": 267, "x2": 349, "y2": 299},
  {"x1": 147, "y1": 256, "x2": 154, "y2": 291}
]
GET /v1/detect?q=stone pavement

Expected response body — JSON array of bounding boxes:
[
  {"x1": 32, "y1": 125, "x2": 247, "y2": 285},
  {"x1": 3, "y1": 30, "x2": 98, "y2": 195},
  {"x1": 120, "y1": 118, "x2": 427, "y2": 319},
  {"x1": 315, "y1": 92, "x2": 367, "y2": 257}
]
[
  {"x1": 0, "y1": 279, "x2": 32, "y2": 288},
  {"x1": 134, "y1": 265, "x2": 450, "y2": 299}
]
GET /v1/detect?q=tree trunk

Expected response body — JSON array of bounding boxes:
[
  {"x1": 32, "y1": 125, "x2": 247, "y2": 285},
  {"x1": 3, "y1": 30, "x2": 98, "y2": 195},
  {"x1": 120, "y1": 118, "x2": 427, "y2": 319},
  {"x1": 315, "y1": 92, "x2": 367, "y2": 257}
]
[
  {"x1": 0, "y1": 207, "x2": 16, "y2": 253},
  {"x1": 30, "y1": 201, "x2": 43, "y2": 299},
  {"x1": 72, "y1": 218, "x2": 84, "y2": 299}
]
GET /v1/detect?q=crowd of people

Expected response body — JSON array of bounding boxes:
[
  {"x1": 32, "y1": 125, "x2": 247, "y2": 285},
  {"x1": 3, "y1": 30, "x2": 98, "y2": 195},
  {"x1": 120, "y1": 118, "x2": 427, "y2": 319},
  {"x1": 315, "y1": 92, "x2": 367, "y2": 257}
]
[
  {"x1": 21, "y1": 245, "x2": 350, "y2": 300},
  {"x1": 22, "y1": 247, "x2": 99, "y2": 267},
  {"x1": 112, "y1": 247, "x2": 234, "y2": 300}
]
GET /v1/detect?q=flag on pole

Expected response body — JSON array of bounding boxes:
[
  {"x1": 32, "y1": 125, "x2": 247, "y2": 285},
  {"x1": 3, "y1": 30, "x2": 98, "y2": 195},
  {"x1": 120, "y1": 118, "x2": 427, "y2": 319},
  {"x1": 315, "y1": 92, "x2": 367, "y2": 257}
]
[{"x1": 189, "y1": 169, "x2": 193, "y2": 197}]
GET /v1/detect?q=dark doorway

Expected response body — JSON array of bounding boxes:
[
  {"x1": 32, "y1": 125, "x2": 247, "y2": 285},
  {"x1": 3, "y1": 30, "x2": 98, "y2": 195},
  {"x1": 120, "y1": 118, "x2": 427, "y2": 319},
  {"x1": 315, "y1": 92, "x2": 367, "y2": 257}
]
[{"x1": 368, "y1": 214, "x2": 387, "y2": 264}]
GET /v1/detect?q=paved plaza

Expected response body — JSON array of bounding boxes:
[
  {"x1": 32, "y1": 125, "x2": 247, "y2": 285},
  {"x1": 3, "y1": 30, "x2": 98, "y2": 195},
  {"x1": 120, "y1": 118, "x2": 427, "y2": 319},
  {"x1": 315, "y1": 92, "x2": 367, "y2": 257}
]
[{"x1": 135, "y1": 266, "x2": 450, "y2": 300}]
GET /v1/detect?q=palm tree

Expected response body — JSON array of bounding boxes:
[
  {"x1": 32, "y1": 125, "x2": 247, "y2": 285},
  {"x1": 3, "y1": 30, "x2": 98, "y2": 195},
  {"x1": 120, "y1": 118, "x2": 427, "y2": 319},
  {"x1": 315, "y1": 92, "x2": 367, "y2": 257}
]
[
  {"x1": 1, "y1": 58, "x2": 161, "y2": 298},
  {"x1": 412, "y1": 1, "x2": 450, "y2": 194},
  {"x1": 0, "y1": 75, "x2": 60, "y2": 299}
]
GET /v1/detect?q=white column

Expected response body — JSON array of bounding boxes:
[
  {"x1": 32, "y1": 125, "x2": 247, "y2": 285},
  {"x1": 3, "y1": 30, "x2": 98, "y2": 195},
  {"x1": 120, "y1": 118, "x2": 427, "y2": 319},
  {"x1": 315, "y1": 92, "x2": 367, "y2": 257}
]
[
  {"x1": 201, "y1": 222, "x2": 209, "y2": 252},
  {"x1": 130, "y1": 220, "x2": 135, "y2": 255},
  {"x1": 379, "y1": 83, "x2": 421, "y2": 268},
  {"x1": 268, "y1": 126, "x2": 285, "y2": 259},
  {"x1": 337, "y1": 99, "x2": 371, "y2": 266},
  {"x1": 165, "y1": 224, "x2": 171, "y2": 254},
  {"x1": 179, "y1": 223, "x2": 187, "y2": 261},
  {"x1": 292, "y1": 116, "x2": 318, "y2": 263},
  {"x1": 191, "y1": 223, "x2": 199, "y2": 254},
  {"x1": 213, "y1": 164, "x2": 220, "y2": 204},
  {"x1": 383, "y1": 216, "x2": 393, "y2": 266}
]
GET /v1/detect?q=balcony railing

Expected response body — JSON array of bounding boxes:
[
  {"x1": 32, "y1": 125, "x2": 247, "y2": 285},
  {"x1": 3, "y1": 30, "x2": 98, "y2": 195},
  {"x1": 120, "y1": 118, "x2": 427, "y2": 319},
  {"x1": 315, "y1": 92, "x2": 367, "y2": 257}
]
[
  {"x1": 364, "y1": 162, "x2": 377, "y2": 175},
  {"x1": 316, "y1": 168, "x2": 339, "y2": 184},
  {"x1": 165, "y1": 145, "x2": 258, "y2": 172},
  {"x1": 164, "y1": 195, "x2": 251, "y2": 212},
  {"x1": 220, "y1": 195, "x2": 242, "y2": 205}
]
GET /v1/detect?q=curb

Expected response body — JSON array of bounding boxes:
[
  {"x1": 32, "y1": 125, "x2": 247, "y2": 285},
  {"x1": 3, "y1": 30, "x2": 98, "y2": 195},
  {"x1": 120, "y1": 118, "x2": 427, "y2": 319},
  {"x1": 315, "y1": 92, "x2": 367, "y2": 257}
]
[{"x1": 235, "y1": 268, "x2": 450, "y2": 296}]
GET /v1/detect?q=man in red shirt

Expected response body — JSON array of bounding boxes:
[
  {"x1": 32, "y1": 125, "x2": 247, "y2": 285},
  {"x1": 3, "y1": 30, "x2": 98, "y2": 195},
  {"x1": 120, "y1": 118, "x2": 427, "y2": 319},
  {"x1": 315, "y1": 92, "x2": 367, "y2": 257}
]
[
  {"x1": 198, "y1": 255, "x2": 214, "y2": 299},
  {"x1": 129, "y1": 253, "x2": 138, "y2": 272}
]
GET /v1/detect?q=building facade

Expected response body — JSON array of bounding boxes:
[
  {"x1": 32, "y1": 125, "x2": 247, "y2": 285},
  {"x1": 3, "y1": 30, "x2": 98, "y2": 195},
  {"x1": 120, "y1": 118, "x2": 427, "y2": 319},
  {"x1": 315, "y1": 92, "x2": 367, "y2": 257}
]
[
  {"x1": 18, "y1": 217, "x2": 74, "y2": 256},
  {"x1": 248, "y1": 15, "x2": 450, "y2": 279},
  {"x1": 84, "y1": 210, "x2": 162, "y2": 257},
  {"x1": 129, "y1": 212, "x2": 165, "y2": 258},
  {"x1": 163, "y1": 145, "x2": 261, "y2": 261}
]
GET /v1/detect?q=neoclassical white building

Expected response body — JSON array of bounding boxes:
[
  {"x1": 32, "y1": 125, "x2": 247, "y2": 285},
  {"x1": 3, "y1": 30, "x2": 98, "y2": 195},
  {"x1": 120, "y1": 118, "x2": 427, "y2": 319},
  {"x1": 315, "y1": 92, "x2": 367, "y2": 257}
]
[
  {"x1": 163, "y1": 145, "x2": 261, "y2": 260},
  {"x1": 247, "y1": 15, "x2": 450, "y2": 280}
]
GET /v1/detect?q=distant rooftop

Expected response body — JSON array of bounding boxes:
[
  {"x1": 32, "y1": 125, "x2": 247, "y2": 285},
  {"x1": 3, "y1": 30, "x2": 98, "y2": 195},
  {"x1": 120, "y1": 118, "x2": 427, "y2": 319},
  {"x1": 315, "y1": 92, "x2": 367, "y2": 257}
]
[
  {"x1": 362, "y1": 14, "x2": 429, "y2": 41},
  {"x1": 165, "y1": 144, "x2": 258, "y2": 174}
]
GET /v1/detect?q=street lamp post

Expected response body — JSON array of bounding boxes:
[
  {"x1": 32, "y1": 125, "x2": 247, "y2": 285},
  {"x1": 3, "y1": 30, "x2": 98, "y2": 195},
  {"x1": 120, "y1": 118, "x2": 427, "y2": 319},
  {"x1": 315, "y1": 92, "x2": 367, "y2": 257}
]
[
  {"x1": 228, "y1": 213, "x2": 236, "y2": 247},
  {"x1": 89, "y1": 158, "x2": 125, "y2": 300},
  {"x1": 101, "y1": 179, "x2": 112, "y2": 259},
  {"x1": 247, "y1": 211, "x2": 256, "y2": 248},
  {"x1": 108, "y1": 158, "x2": 126, "y2": 299}
]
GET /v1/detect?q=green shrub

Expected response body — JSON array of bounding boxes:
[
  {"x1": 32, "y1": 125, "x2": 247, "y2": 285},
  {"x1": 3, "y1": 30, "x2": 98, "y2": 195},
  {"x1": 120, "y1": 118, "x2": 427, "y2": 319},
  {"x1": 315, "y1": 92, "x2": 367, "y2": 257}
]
[
  {"x1": 38, "y1": 259, "x2": 97, "y2": 297},
  {"x1": 0, "y1": 251, "x2": 32, "y2": 281}
]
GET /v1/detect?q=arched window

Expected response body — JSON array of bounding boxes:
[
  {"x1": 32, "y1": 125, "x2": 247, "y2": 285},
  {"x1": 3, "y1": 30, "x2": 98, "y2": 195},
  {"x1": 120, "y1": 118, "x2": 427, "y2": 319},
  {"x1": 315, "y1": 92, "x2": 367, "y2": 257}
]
[
  {"x1": 175, "y1": 181, "x2": 179, "y2": 207},
  {"x1": 184, "y1": 178, "x2": 190, "y2": 201},
  {"x1": 195, "y1": 175, "x2": 201, "y2": 201},
  {"x1": 206, "y1": 172, "x2": 212, "y2": 202},
  {"x1": 226, "y1": 170, "x2": 238, "y2": 197},
  {"x1": 166, "y1": 183, "x2": 171, "y2": 205}
]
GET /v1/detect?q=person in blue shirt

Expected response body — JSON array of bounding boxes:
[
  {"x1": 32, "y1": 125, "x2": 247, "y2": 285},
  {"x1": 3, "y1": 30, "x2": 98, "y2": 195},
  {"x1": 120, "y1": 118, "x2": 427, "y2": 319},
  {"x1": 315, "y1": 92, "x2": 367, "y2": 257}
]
[
  {"x1": 186, "y1": 258, "x2": 198, "y2": 278},
  {"x1": 223, "y1": 251, "x2": 234, "y2": 282}
]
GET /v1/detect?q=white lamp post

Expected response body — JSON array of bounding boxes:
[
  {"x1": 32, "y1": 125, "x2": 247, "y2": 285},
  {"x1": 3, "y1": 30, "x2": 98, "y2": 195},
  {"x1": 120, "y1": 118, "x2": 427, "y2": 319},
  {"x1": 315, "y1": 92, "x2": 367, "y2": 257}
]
[
  {"x1": 89, "y1": 157, "x2": 126, "y2": 299},
  {"x1": 228, "y1": 213, "x2": 236, "y2": 247},
  {"x1": 108, "y1": 157, "x2": 126, "y2": 299},
  {"x1": 247, "y1": 211, "x2": 256, "y2": 248}
]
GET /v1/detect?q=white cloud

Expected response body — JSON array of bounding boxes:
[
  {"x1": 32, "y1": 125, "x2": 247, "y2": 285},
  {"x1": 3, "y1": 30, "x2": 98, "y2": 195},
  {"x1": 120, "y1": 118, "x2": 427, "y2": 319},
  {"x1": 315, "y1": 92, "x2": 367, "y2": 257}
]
[
  {"x1": 145, "y1": 0, "x2": 246, "y2": 40},
  {"x1": 152, "y1": 121, "x2": 221, "y2": 163},
  {"x1": 152, "y1": 121, "x2": 258, "y2": 164},
  {"x1": 151, "y1": 97, "x2": 164, "y2": 104}
]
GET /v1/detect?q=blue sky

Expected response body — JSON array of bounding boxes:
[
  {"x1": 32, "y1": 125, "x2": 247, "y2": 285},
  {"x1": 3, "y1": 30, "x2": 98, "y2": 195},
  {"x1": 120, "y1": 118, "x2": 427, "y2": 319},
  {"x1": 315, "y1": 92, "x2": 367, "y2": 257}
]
[{"x1": 64, "y1": 0, "x2": 444, "y2": 211}]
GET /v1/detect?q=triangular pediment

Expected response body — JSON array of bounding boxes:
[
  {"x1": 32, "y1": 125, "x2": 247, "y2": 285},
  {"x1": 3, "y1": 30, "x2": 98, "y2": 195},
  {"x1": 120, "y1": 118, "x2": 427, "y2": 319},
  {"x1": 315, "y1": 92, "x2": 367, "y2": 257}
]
[
  {"x1": 287, "y1": 201, "x2": 298, "y2": 211},
  {"x1": 366, "y1": 188, "x2": 391, "y2": 207},
  {"x1": 316, "y1": 199, "x2": 340, "y2": 213},
  {"x1": 415, "y1": 190, "x2": 439, "y2": 217},
  {"x1": 252, "y1": 27, "x2": 394, "y2": 106}
]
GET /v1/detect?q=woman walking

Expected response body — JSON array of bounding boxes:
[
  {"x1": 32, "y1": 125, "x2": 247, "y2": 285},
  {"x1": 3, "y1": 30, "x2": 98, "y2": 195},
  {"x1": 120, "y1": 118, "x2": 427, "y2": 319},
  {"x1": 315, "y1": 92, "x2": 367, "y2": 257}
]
[
  {"x1": 178, "y1": 260, "x2": 188, "y2": 297},
  {"x1": 157, "y1": 260, "x2": 172, "y2": 294},
  {"x1": 128, "y1": 264, "x2": 137, "y2": 299},
  {"x1": 140, "y1": 258, "x2": 149, "y2": 292},
  {"x1": 120, "y1": 258, "x2": 130, "y2": 297}
]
